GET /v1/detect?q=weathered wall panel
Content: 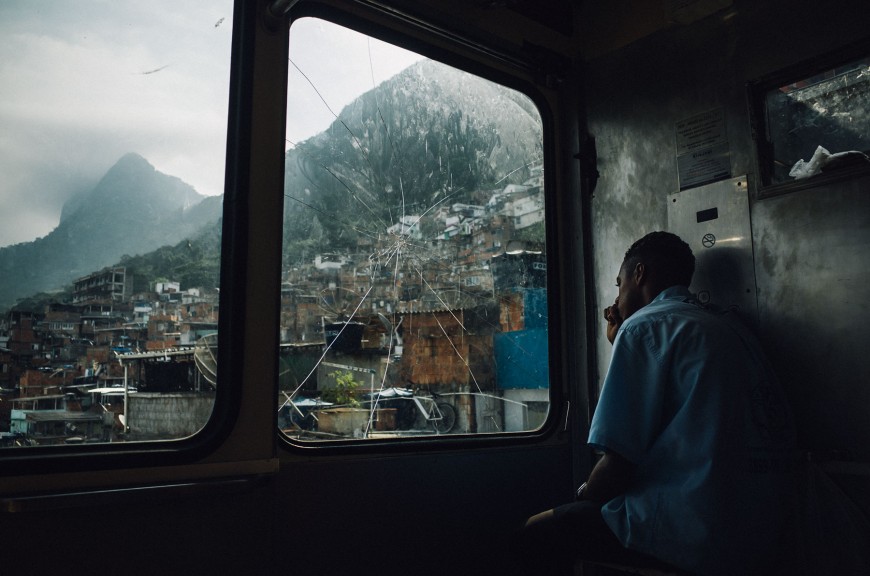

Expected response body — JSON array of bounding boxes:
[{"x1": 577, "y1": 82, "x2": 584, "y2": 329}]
[{"x1": 584, "y1": 0, "x2": 870, "y2": 462}]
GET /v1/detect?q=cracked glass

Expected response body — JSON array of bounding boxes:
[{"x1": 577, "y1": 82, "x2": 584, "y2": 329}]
[{"x1": 278, "y1": 18, "x2": 551, "y2": 441}]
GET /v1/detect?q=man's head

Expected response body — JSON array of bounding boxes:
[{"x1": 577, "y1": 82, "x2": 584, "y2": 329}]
[{"x1": 615, "y1": 231, "x2": 694, "y2": 321}]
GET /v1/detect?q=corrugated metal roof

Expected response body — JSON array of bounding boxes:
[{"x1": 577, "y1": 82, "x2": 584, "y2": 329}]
[
  {"x1": 20, "y1": 410, "x2": 103, "y2": 422},
  {"x1": 116, "y1": 348, "x2": 194, "y2": 361}
]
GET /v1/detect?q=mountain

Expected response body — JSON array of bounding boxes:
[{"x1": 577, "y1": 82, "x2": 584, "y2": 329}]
[
  {"x1": 2, "y1": 60, "x2": 542, "y2": 310},
  {"x1": 118, "y1": 217, "x2": 223, "y2": 297},
  {"x1": 0, "y1": 153, "x2": 222, "y2": 310},
  {"x1": 282, "y1": 59, "x2": 543, "y2": 256}
]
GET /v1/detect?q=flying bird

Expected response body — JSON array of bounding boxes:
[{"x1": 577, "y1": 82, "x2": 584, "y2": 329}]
[{"x1": 140, "y1": 64, "x2": 170, "y2": 75}]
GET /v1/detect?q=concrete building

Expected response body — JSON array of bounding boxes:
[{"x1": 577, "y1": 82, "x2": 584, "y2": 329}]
[{"x1": 73, "y1": 266, "x2": 131, "y2": 304}]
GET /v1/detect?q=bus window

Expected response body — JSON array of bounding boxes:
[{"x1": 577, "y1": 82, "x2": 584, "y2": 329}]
[
  {"x1": 0, "y1": 1, "x2": 233, "y2": 449},
  {"x1": 752, "y1": 48, "x2": 870, "y2": 188},
  {"x1": 278, "y1": 18, "x2": 550, "y2": 442}
]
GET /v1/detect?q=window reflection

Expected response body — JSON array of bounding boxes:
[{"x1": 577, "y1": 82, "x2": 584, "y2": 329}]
[{"x1": 764, "y1": 56, "x2": 870, "y2": 184}]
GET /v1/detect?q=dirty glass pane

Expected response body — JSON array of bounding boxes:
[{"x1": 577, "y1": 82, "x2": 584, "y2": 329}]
[
  {"x1": 0, "y1": 2, "x2": 232, "y2": 448},
  {"x1": 279, "y1": 18, "x2": 549, "y2": 441},
  {"x1": 764, "y1": 55, "x2": 870, "y2": 184}
]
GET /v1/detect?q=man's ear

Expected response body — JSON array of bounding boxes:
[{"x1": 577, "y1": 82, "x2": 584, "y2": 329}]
[{"x1": 633, "y1": 261, "x2": 646, "y2": 286}]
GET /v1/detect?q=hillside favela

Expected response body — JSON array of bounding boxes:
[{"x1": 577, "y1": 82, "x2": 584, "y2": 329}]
[{"x1": 0, "y1": 59, "x2": 550, "y2": 447}]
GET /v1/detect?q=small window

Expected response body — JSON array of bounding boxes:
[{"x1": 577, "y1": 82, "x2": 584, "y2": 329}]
[
  {"x1": 751, "y1": 47, "x2": 870, "y2": 188},
  {"x1": 0, "y1": 2, "x2": 233, "y2": 449},
  {"x1": 279, "y1": 18, "x2": 550, "y2": 443}
]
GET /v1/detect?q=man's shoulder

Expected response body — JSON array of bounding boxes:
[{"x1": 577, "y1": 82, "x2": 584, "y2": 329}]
[
  {"x1": 620, "y1": 289, "x2": 727, "y2": 343},
  {"x1": 625, "y1": 288, "x2": 695, "y2": 325}
]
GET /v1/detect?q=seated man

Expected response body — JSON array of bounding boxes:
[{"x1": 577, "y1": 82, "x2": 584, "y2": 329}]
[{"x1": 521, "y1": 231, "x2": 796, "y2": 576}]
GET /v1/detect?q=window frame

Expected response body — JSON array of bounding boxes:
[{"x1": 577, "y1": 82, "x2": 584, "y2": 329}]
[
  {"x1": 748, "y1": 37, "x2": 870, "y2": 199},
  {"x1": 277, "y1": 2, "x2": 567, "y2": 453}
]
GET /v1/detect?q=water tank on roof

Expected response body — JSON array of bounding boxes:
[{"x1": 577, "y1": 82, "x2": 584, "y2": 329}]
[{"x1": 324, "y1": 322, "x2": 365, "y2": 353}]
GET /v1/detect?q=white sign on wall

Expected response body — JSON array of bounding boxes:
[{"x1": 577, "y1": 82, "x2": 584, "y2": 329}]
[{"x1": 675, "y1": 108, "x2": 732, "y2": 190}]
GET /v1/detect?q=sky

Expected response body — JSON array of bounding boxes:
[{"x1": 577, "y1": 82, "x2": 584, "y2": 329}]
[
  {"x1": 0, "y1": 2, "x2": 423, "y2": 249},
  {"x1": 287, "y1": 18, "x2": 424, "y2": 150}
]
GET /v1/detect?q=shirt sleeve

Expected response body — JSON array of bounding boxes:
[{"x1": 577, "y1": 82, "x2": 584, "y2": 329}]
[{"x1": 588, "y1": 323, "x2": 667, "y2": 464}]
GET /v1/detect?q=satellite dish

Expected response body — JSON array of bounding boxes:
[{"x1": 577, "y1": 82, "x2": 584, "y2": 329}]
[{"x1": 318, "y1": 286, "x2": 365, "y2": 316}]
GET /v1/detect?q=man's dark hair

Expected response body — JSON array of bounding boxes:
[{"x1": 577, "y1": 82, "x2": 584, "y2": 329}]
[{"x1": 623, "y1": 231, "x2": 695, "y2": 287}]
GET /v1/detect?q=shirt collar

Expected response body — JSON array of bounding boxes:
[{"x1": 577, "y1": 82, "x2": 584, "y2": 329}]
[{"x1": 651, "y1": 285, "x2": 692, "y2": 304}]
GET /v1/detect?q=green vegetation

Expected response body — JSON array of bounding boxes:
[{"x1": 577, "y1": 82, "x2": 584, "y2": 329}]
[
  {"x1": 512, "y1": 221, "x2": 545, "y2": 247},
  {"x1": 120, "y1": 223, "x2": 222, "y2": 293},
  {"x1": 323, "y1": 370, "x2": 362, "y2": 407}
]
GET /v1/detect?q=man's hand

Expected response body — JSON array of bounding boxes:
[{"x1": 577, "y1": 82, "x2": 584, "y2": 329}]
[
  {"x1": 577, "y1": 451, "x2": 635, "y2": 504},
  {"x1": 604, "y1": 298, "x2": 622, "y2": 344}
]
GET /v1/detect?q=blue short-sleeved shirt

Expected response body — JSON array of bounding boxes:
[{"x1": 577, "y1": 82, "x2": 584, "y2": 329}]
[{"x1": 589, "y1": 286, "x2": 795, "y2": 576}]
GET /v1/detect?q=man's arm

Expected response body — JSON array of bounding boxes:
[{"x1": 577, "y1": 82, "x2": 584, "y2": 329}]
[
  {"x1": 583, "y1": 300, "x2": 634, "y2": 503},
  {"x1": 578, "y1": 451, "x2": 635, "y2": 503}
]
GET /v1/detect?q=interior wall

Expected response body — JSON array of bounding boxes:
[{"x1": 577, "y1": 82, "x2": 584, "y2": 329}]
[
  {"x1": 752, "y1": 177, "x2": 870, "y2": 460},
  {"x1": 583, "y1": 0, "x2": 870, "y2": 463}
]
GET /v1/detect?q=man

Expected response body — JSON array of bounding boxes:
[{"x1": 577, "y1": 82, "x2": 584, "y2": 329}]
[{"x1": 522, "y1": 231, "x2": 796, "y2": 575}]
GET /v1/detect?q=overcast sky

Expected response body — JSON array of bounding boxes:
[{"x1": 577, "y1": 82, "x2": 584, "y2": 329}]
[{"x1": 0, "y1": 2, "x2": 422, "y2": 248}]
